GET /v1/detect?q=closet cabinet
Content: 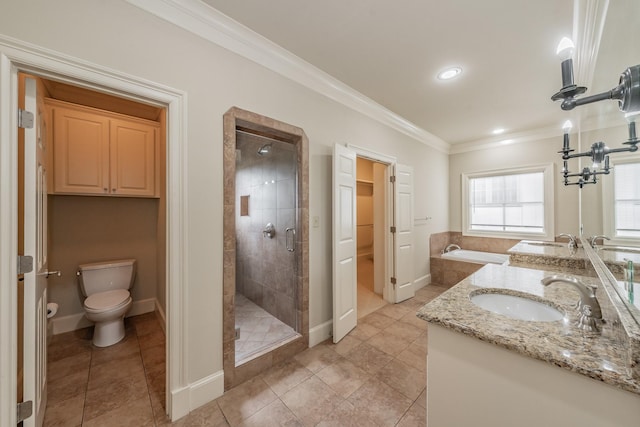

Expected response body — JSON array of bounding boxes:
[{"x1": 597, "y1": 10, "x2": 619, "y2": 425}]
[{"x1": 46, "y1": 99, "x2": 159, "y2": 197}]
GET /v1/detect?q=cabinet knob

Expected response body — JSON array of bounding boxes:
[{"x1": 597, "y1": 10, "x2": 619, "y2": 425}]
[
  {"x1": 112, "y1": 188, "x2": 116, "y2": 192},
  {"x1": 103, "y1": 188, "x2": 108, "y2": 193}
]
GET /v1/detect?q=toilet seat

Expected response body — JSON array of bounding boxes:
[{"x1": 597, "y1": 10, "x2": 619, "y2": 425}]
[{"x1": 84, "y1": 289, "x2": 131, "y2": 312}]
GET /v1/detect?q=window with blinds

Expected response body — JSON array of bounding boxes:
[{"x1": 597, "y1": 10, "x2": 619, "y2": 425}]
[
  {"x1": 469, "y1": 172, "x2": 544, "y2": 232},
  {"x1": 613, "y1": 162, "x2": 640, "y2": 238},
  {"x1": 462, "y1": 164, "x2": 554, "y2": 239}
]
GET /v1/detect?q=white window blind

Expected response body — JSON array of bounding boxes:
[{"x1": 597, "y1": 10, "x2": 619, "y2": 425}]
[
  {"x1": 614, "y1": 162, "x2": 640, "y2": 238},
  {"x1": 469, "y1": 172, "x2": 545, "y2": 233}
]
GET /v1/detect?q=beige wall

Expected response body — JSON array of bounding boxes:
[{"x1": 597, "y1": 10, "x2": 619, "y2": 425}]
[
  {"x1": 0, "y1": 0, "x2": 449, "y2": 391},
  {"x1": 48, "y1": 196, "x2": 159, "y2": 317},
  {"x1": 449, "y1": 135, "x2": 581, "y2": 238}
]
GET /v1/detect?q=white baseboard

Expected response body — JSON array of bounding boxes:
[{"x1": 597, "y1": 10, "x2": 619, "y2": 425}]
[
  {"x1": 168, "y1": 370, "x2": 224, "y2": 422},
  {"x1": 170, "y1": 385, "x2": 190, "y2": 422},
  {"x1": 189, "y1": 370, "x2": 224, "y2": 411},
  {"x1": 414, "y1": 274, "x2": 431, "y2": 291},
  {"x1": 309, "y1": 319, "x2": 332, "y2": 347},
  {"x1": 155, "y1": 299, "x2": 167, "y2": 334},
  {"x1": 51, "y1": 297, "x2": 158, "y2": 335}
]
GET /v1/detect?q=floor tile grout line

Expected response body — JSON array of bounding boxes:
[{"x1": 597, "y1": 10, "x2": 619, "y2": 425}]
[
  {"x1": 47, "y1": 286, "x2": 444, "y2": 426},
  {"x1": 137, "y1": 324, "x2": 162, "y2": 426},
  {"x1": 79, "y1": 345, "x2": 92, "y2": 427}
]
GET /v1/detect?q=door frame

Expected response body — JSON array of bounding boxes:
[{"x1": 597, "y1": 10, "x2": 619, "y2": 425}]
[
  {"x1": 0, "y1": 37, "x2": 188, "y2": 424},
  {"x1": 347, "y1": 144, "x2": 396, "y2": 302},
  {"x1": 221, "y1": 106, "x2": 310, "y2": 391}
]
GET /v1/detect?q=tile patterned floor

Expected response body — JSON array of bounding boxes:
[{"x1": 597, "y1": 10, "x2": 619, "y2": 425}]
[
  {"x1": 235, "y1": 293, "x2": 299, "y2": 365},
  {"x1": 44, "y1": 312, "x2": 166, "y2": 426},
  {"x1": 44, "y1": 283, "x2": 448, "y2": 426},
  {"x1": 357, "y1": 258, "x2": 388, "y2": 319}
]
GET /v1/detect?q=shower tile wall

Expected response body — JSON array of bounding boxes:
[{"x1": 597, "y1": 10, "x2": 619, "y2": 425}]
[{"x1": 236, "y1": 134, "x2": 297, "y2": 329}]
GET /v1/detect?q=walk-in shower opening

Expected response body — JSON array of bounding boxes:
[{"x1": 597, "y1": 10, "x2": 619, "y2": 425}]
[
  {"x1": 223, "y1": 107, "x2": 309, "y2": 391},
  {"x1": 234, "y1": 129, "x2": 301, "y2": 366}
]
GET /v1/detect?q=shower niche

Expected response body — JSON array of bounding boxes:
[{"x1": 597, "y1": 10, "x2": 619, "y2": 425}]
[{"x1": 223, "y1": 107, "x2": 309, "y2": 390}]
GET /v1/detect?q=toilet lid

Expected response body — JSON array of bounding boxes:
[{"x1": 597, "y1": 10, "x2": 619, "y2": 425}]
[{"x1": 85, "y1": 289, "x2": 130, "y2": 311}]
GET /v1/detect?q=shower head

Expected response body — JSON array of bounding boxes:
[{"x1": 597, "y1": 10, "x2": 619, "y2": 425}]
[{"x1": 257, "y1": 143, "x2": 272, "y2": 156}]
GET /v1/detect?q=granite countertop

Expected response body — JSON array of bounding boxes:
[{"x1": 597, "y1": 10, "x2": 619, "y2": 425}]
[
  {"x1": 508, "y1": 240, "x2": 588, "y2": 260},
  {"x1": 507, "y1": 240, "x2": 593, "y2": 275},
  {"x1": 417, "y1": 263, "x2": 640, "y2": 395}
]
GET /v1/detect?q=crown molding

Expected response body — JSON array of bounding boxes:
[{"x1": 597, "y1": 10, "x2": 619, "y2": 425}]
[
  {"x1": 448, "y1": 112, "x2": 624, "y2": 155},
  {"x1": 449, "y1": 125, "x2": 565, "y2": 155},
  {"x1": 125, "y1": 0, "x2": 450, "y2": 153}
]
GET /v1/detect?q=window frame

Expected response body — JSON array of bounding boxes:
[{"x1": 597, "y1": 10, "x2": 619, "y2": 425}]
[
  {"x1": 602, "y1": 155, "x2": 640, "y2": 246},
  {"x1": 461, "y1": 164, "x2": 555, "y2": 240}
]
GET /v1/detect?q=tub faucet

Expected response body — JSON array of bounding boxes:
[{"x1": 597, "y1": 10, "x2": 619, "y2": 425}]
[
  {"x1": 442, "y1": 244, "x2": 461, "y2": 254},
  {"x1": 541, "y1": 275, "x2": 603, "y2": 332},
  {"x1": 557, "y1": 233, "x2": 578, "y2": 249},
  {"x1": 590, "y1": 235, "x2": 610, "y2": 248}
]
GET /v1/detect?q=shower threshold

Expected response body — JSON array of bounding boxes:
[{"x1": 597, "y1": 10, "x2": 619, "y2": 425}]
[{"x1": 235, "y1": 293, "x2": 300, "y2": 366}]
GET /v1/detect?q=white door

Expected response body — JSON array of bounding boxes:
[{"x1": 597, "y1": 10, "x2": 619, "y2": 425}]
[
  {"x1": 332, "y1": 144, "x2": 357, "y2": 342},
  {"x1": 392, "y1": 164, "x2": 414, "y2": 303},
  {"x1": 23, "y1": 76, "x2": 48, "y2": 427}
]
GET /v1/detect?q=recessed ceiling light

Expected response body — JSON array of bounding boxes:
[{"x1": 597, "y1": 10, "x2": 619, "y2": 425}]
[
  {"x1": 492, "y1": 128, "x2": 506, "y2": 135},
  {"x1": 437, "y1": 67, "x2": 462, "y2": 80},
  {"x1": 500, "y1": 139, "x2": 514, "y2": 145}
]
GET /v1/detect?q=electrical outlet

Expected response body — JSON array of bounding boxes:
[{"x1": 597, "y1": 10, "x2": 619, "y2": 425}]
[{"x1": 312, "y1": 216, "x2": 320, "y2": 228}]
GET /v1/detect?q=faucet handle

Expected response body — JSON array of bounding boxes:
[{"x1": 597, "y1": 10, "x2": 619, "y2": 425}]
[
  {"x1": 590, "y1": 235, "x2": 610, "y2": 247},
  {"x1": 557, "y1": 233, "x2": 578, "y2": 249}
]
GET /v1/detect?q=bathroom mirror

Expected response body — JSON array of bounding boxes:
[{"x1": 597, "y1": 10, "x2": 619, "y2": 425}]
[{"x1": 578, "y1": 0, "x2": 640, "y2": 325}]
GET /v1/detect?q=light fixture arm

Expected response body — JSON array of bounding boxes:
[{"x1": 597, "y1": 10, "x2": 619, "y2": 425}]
[
  {"x1": 551, "y1": 37, "x2": 640, "y2": 189},
  {"x1": 554, "y1": 64, "x2": 640, "y2": 112}
]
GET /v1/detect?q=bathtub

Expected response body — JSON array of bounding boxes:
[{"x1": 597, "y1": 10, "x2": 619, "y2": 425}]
[{"x1": 441, "y1": 249, "x2": 509, "y2": 265}]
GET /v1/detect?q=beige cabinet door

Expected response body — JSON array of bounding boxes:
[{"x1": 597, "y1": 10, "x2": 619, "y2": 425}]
[
  {"x1": 51, "y1": 105, "x2": 110, "y2": 194},
  {"x1": 110, "y1": 119, "x2": 157, "y2": 197}
]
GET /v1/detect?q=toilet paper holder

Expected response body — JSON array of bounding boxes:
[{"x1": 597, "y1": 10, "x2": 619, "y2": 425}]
[
  {"x1": 46, "y1": 302, "x2": 58, "y2": 319},
  {"x1": 38, "y1": 270, "x2": 61, "y2": 278}
]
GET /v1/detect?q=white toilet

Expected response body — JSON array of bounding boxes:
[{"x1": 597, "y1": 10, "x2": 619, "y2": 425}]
[{"x1": 77, "y1": 259, "x2": 136, "y2": 347}]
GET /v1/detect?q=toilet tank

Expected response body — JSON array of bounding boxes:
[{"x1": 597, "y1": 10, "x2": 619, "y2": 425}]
[{"x1": 78, "y1": 259, "x2": 137, "y2": 297}]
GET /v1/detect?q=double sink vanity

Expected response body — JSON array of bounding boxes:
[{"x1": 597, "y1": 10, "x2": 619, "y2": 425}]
[{"x1": 418, "y1": 238, "x2": 640, "y2": 426}]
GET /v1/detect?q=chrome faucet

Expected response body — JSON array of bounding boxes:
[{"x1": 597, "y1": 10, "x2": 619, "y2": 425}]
[
  {"x1": 557, "y1": 233, "x2": 578, "y2": 249},
  {"x1": 590, "y1": 235, "x2": 610, "y2": 248},
  {"x1": 441, "y1": 243, "x2": 461, "y2": 254},
  {"x1": 541, "y1": 275, "x2": 603, "y2": 332}
]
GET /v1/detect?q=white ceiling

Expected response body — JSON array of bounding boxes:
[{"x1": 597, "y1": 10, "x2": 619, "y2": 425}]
[{"x1": 203, "y1": 0, "x2": 577, "y2": 145}]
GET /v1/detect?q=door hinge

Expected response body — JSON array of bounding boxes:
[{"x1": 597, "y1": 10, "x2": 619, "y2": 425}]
[
  {"x1": 18, "y1": 109, "x2": 34, "y2": 129},
  {"x1": 391, "y1": 277, "x2": 397, "y2": 288},
  {"x1": 390, "y1": 175, "x2": 396, "y2": 183},
  {"x1": 390, "y1": 226, "x2": 396, "y2": 233},
  {"x1": 17, "y1": 400, "x2": 33, "y2": 423},
  {"x1": 17, "y1": 255, "x2": 34, "y2": 275}
]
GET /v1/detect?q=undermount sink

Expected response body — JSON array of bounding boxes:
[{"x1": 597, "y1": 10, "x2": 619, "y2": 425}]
[{"x1": 469, "y1": 290, "x2": 564, "y2": 322}]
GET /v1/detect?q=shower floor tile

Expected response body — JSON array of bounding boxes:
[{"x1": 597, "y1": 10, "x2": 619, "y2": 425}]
[{"x1": 235, "y1": 294, "x2": 298, "y2": 364}]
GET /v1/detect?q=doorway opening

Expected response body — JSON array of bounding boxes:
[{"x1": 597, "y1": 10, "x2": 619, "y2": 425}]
[
  {"x1": 332, "y1": 144, "x2": 414, "y2": 343},
  {"x1": 356, "y1": 157, "x2": 388, "y2": 318},
  {"x1": 222, "y1": 107, "x2": 309, "y2": 391},
  {"x1": 17, "y1": 72, "x2": 169, "y2": 425}
]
